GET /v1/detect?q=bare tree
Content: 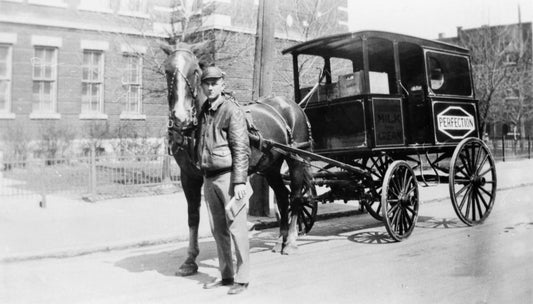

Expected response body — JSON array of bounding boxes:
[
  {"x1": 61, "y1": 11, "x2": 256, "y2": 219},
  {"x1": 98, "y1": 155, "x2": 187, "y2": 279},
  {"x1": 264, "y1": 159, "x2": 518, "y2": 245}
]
[
  {"x1": 498, "y1": 28, "x2": 533, "y2": 136},
  {"x1": 277, "y1": 0, "x2": 348, "y2": 90},
  {"x1": 457, "y1": 24, "x2": 532, "y2": 135}
]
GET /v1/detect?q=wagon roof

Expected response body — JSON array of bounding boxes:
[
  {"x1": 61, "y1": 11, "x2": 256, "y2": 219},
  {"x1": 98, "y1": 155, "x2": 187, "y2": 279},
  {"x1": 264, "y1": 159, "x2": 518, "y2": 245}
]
[{"x1": 281, "y1": 30, "x2": 469, "y2": 56}]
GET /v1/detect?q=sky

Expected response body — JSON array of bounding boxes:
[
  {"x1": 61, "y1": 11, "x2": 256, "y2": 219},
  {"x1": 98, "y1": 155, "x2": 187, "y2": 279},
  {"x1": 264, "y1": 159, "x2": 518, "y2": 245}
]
[{"x1": 348, "y1": 0, "x2": 533, "y2": 39}]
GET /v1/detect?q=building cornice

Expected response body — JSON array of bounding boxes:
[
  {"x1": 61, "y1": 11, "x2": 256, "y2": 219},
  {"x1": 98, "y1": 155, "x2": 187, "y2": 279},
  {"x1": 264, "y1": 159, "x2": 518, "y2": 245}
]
[{"x1": 0, "y1": 14, "x2": 168, "y2": 39}]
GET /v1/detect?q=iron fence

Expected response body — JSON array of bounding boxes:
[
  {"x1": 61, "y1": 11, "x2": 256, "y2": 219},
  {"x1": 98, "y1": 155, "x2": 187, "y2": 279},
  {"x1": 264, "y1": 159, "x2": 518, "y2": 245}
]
[
  {"x1": 2, "y1": 136, "x2": 531, "y2": 202},
  {"x1": 485, "y1": 136, "x2": 532, "y2": 161},
  {"x1": 0, "y1": 149, "x2": 181, "y2": 201}
]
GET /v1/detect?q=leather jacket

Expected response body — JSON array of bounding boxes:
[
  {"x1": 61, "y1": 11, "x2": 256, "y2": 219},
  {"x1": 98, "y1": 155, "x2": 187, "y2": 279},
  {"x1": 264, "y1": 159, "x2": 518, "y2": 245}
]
[{"x1": 197, "y1": 93, "x2": 250, "y2": 184}]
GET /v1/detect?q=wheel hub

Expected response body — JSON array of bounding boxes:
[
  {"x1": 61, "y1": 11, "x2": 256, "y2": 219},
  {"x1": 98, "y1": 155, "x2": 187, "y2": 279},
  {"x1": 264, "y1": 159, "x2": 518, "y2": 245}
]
[
  {"x1": 399, "y1": 193, "x2": 413, "y2": 207},
  {"x1": 471, "y1": 175, "x2": 486, "y2": 187}
]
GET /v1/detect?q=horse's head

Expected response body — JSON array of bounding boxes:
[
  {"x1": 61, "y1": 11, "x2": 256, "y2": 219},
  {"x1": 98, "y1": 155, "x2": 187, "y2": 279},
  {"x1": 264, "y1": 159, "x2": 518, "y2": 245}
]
[{"x1": 164, "y1": 45, "x2": 203, "y2": 133}]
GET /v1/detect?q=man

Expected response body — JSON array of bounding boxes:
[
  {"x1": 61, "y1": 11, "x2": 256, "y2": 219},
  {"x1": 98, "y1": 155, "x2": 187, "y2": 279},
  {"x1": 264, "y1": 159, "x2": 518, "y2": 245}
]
[{"x1": 197, "y1": 66, "x2": 250, "y2": 295}]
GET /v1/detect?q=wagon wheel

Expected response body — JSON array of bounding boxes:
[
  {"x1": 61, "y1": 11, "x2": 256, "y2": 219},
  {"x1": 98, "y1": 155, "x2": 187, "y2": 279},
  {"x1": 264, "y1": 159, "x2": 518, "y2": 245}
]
[
  {"x1": 290, "y1": 180, "x2": 318, "y2": 235},
  {"x1": 449, "y1": 138, "x2": 497, "y2": 226},
  {"x1": 358, "y1": 155, "x2": 393, "y2": 221},
  {"x1": 381, "y1": 160, "x2": 419, "y2": 241}
]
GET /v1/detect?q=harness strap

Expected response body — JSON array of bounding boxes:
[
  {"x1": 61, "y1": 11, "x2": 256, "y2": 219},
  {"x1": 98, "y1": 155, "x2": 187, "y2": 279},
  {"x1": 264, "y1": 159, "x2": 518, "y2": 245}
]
[{"x1": 255, "y1": 97, "x2": 294, "y2": 144}]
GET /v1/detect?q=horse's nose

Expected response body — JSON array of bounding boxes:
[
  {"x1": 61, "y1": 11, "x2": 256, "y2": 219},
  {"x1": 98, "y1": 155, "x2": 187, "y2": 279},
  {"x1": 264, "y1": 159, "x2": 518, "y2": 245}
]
[{"x1": 171, "y1": 109, "x2": 188, "y2": 125}]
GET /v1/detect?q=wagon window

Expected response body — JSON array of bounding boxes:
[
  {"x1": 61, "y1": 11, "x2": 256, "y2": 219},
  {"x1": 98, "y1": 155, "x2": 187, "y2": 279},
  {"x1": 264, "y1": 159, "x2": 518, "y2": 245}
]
[
  {"x1": 298, "y1": 55, "x2": 325, "y2": 88},
  {"x1": 330, "y1": 57, "x2": 354, "y2": 82},
  {"x1": 367, "y1": 37, "x2": 396, "y2": 94},
  {"x1": 399, "y1": 42, "x2": 424, "y2": 92},
  {"x1": 425, "y1": 51, "x2": 472, "y2": 96}
]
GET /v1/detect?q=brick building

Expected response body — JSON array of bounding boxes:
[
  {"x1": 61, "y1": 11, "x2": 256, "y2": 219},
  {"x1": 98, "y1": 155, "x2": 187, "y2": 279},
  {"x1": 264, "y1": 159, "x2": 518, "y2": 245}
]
[
  {"x1": 0, "y1": 0, "x2": 348, "y2": 157},
  {"x1": 439, "y1": 22, "x2": 533, "y2": 138}
]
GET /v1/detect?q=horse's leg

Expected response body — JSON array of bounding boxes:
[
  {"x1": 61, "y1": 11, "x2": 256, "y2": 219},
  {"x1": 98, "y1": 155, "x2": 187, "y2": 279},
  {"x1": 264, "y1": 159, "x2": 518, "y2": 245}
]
[
  {"x1": 283, "y1": 158, "x2": 309, "y2": 255},
  {"x1": 263, "y1": 164, "x2": 289, "y2": 253},
  {"x1": 176, "y1": 172, "x2": 203, "y2": 276}
]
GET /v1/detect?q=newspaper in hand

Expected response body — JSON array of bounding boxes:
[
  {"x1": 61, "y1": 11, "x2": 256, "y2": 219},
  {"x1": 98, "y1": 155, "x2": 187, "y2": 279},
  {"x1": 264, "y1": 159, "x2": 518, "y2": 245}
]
[{"x1": 225, "y1": 182, "x2": 253, "y2": 221}]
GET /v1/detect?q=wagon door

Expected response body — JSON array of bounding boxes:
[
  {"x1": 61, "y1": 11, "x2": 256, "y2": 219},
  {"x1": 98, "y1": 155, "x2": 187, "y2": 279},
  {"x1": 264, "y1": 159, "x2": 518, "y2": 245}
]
[
  {"x1": 399, "y1": 42, "x2": 432, "y2": 145},
  {"x1": 425, "y1": 50, "x2": 478, "y2": 144}
]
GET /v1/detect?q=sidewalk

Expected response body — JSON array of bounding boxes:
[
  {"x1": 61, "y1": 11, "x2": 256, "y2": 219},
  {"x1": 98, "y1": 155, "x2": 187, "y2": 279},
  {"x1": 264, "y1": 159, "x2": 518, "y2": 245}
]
[{"x1": 1, "y1": 159, "x2": 532, "y2": 263}]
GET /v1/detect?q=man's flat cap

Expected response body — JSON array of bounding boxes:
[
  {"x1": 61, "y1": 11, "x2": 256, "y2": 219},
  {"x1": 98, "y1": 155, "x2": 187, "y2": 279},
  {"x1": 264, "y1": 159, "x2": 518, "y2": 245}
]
[{"x1": 201, "y1": 66, "x2": 225, "y2": 81}]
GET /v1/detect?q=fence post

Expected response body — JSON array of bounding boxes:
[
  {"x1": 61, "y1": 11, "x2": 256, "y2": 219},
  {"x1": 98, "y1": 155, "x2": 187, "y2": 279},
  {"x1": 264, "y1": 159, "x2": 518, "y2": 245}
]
[
  {"x1": 90, "y1": 141, "x2": 97, "y2": 199},
  {"x1": 162, "y1": 139, "x2": 171, "y2": 183},
  {"x1": 528, "y1": 135, "x2": 531, "y2": 159},
  {"x1": 501, "y1": 135, "x2": 505, "y2": 162}
]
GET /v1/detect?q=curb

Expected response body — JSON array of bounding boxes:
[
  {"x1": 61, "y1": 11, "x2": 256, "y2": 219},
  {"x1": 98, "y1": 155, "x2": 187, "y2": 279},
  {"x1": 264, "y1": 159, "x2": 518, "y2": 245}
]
[{"x1": 0, "y1": 208, "x2": 364, "y2": 264}]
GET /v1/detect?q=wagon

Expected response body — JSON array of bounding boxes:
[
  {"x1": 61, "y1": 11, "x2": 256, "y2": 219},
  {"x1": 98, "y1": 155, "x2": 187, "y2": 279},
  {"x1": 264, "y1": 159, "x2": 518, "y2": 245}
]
[{"x1": 266, "y1": 31, "x2": 497, "y2": 241}]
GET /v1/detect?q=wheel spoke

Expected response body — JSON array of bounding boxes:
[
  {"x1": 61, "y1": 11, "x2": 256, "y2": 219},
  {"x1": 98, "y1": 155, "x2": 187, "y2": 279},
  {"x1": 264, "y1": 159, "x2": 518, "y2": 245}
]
[
  {"x1": 405, "y1": 208, "x2": 413, "y2": 227},
  {"x1": 405, "y1": 184, "x2": 416, "y2": 196},
  {"x1": 455, "y1": 183, "x2": 470, "y2": 197},
  {"x1": 478, "y1": 185, "x2": 494, "y2": 199},
  {"x1": 388, "y1": 201, "x2": 401, "y2": 215},
  {"x1": 471, "y1": 188, "x2": 477, "y2": 221},
  {"x1": 473, "y1": 144, "x2": 483, "y2": 170},
  {"x1": 391, "y1": 206, "x2": 402, "y2": 227},
  {"x1": 301, "y1": 214, "x2": 310, "y2": 231},
  {"x1": 459, "y1": 154, "x2": 472, "y2": 176},
  {"x1": 463, "y1": 147, "x2": 473, "y2": 174},
  {"x1": 402, "y1": 168, "x2": 409, "y2": 191},
  {"x1": 478, "y1": 168, "x2": 493, "y2": 178},
  {"x1": 404, "y1": 174, "x2": 414, "y2": 194},
  {"x1": 475, "y1": 153, "x2": 489, "y2": 175},
  {"x1": 465, "y1": 187, "x2": 473, "y2": 220},
  {"x1": 394, "y1": 209, "x2": 402, "y2": 234},
  {"x1": 405, "y1": 205, "x2": 416, "y2": 215},
  {"x1": 473, "y1": 188, "x2": 485, "y2": 220},
  {"x1": 390, "y1": 177, "x2": 402, "y2": 197},
  {"x1": 302, "y1": 206, "x2": 313, "y2": 219},
  {"x1": 458, "y1": 184, "x2": 472, "y2": 211},
  {"x1": 467, "y1": 145, "x2": 476, "y2": 173},
  {"x1": 477, "y1": 187, "x2": 490, "y2": 209},
  {"x1": 456, "y1": 165, "x2": 470, "y2": 179},
  {"x1": 401, "y1": 209, "x2": 409, "y2": 234}
]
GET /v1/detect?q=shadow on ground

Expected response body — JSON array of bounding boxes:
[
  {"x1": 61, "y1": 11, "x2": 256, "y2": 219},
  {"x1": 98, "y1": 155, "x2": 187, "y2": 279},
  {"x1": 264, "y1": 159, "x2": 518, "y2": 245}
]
[{"x1": 114, "y1": 214, "x2": 467, "y2": 283}]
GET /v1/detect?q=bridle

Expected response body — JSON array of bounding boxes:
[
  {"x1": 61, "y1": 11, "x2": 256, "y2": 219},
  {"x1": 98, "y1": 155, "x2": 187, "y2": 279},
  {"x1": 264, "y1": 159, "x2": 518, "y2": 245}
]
[{"x1": 167, "y1": 49, "x2": 201, "y2": 155}]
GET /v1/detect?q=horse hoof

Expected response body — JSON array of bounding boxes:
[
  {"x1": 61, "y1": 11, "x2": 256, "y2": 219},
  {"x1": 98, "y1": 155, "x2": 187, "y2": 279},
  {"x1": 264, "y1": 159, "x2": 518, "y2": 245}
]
[
  {"x1": 281, "y1": 244, "x2": 298, "y2": 255},
  {"x1": 176, "y1": 262, "x2": 198, "y2": 276},
  {"x1": 272, "y1": 237, "x2": 284, "y2": 253},
  {"x1": 272, "y1": 242, "x2": 283, "y2": 253}
]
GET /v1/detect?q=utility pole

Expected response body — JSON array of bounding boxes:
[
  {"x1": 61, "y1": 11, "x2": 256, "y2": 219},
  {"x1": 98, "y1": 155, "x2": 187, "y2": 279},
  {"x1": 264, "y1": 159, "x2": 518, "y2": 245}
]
[{"x1": 249, "y1": 0, "x2": 277, "y2": 216}]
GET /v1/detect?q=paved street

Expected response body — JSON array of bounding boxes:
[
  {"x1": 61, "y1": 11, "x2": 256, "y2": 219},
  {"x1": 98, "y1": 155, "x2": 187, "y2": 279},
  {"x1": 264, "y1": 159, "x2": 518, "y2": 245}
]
[{"x1": 1, "y1": 184, "x2": 532, "y2": 304}]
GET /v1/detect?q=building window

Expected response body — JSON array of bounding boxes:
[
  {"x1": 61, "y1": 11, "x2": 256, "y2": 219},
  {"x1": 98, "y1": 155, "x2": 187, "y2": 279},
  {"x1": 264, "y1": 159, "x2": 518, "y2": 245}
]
[
  {"x1": 0, "y1": 44, "x2": 13, "y2": 118},
  {"x1": 119, "y1": 0, "x2": 147, "y2": 17},
  {"x1": 78, "y1": 0, "x2": 112, "y2": 13},
  {"x1": 122, "y1": 54, "x2": 142, "y2": 115},
  {"x1": 81, "y1": 50, "x2": 104, "y2": 115},
  {"x1": 32, "y1": 46, "x2": 58, "y2": 115}
]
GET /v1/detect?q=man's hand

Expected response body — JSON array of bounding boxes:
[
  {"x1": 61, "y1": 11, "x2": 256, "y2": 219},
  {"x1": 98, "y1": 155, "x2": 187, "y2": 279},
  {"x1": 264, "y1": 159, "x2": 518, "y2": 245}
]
[{"x1": 234, "y1": 184, "x2": 247, "y2": 200}]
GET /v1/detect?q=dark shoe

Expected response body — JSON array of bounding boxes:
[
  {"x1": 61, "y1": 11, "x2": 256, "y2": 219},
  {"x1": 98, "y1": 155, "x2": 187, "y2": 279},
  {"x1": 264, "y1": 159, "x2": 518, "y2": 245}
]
[
  {"x1": 203, "y1": 278, "x2": 234, "y2": 289},
  {"x1": 176, "y1": 261, "x2": 198, "y2": 277},
  {"x1": 227, "y1": 283, "x2": 248, "y2": 295}
]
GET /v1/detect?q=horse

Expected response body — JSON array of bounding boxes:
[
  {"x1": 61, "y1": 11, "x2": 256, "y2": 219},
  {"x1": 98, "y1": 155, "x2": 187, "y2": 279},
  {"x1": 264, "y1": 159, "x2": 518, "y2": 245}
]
[{"x1": 162, "y1": 43, "x2": 314, "y2": 276}]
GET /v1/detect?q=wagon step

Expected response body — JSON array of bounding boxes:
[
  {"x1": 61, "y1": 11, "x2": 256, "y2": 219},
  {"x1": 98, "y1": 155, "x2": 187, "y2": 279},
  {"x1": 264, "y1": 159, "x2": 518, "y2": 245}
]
[{"x1": 415, "y1": 174, "x2": 449, "y2": 185}]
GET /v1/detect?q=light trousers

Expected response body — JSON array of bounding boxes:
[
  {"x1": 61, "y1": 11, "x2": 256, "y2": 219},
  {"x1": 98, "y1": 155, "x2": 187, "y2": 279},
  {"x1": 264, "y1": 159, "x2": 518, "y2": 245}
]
[{"x1": 203, "y1": 172, "x2": 250, "y2": 283}]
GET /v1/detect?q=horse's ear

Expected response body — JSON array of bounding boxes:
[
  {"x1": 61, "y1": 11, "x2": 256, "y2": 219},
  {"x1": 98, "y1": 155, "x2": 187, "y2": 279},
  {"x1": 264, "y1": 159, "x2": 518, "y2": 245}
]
[
  {"x1": 190, "y1": 40, "x2": 214, "y2": 67},
  {"x1": 160, "y1": 43, "x2": 174, "y2": 55}
]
